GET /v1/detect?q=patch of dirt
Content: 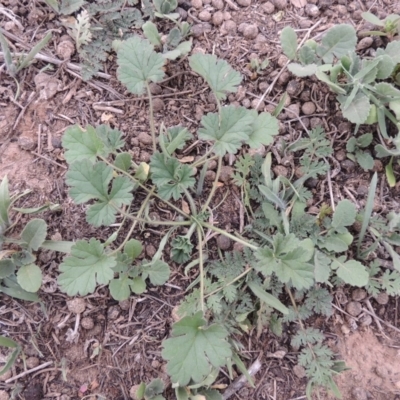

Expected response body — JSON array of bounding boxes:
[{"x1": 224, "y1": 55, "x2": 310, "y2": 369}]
[{"x1": 327, "y1": 330, "x2": 400, "y2": 400}]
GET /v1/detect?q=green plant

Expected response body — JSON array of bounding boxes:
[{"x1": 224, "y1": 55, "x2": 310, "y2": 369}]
[
  {"x1": 281, "y1": 24, "x2": 400, "y2": 157},
  {"x1": 0, "y1": 30, "x2": 52, "y2": 97},
  {"x1": 346, "y1": 132, "x2": 374, "y2": 171},
  {"x1": 0, "y1": 335, "x2": 20, "y2": 376},
  {"x1": 361, "y1": 12, "x2": 400, "y2": 40},
  {"x1": 0, "y1": 177, "x2": 73, "y2": 301},
  {"x1": 132, "y1": 379, "x2": 165, "y2": 400}
]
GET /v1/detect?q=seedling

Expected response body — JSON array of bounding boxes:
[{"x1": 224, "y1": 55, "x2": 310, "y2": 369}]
[{"x1": 361, "y1": 12, "x2": 400, "y2": 40}]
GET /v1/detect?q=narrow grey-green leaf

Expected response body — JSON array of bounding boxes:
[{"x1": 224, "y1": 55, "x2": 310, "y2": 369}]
[
  {"x1": 0, "y1": 176, "x2": 10, "y2": 226},
  {"x1": 142, "y1": 21, "x2": 162, "y2": 46},
  {"x1": 361, "y1": 11, "x2": 385, "y2": 26},
  {"x1": 280, "y1": 26, "x2": 297, "y2": 60},
  {"x1": 247, "y1": 281, "x2": 288, "y2": 314},
  {"x1": 21, "y1": 219, "x2": 47, "y2": 251}
]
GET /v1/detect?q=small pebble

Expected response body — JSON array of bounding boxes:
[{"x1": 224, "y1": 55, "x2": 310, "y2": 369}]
[
  {"x1": 373, "y1": 160, "x2": 383, "y2": 172},
  {"x1": 205, "y1": 170, "x2": 216, "y2": 181},
  {"x1": 278, "y1": 71, "x2": 290, "y2": 85},
  {"x1": 0, "y1": 369, "x2": 11, "y2": 381},
  {"x1": 146, "y1": 244, "x2": 156, "y2": 258},
  {"x1": 251, "y1": 99, "x2": 264, "y2": 111},
  {"x1": 277, "y1": 54, "x2": 288, "y2": 67},
  {"x1": 219, "y1": 166, "x2": 233, "y2": 182},
  {"x1": 237, "y1": 0, "x2": 251, "y2": 6},
  {"x1": 199, "y1": 10, "x2": 211, "y2": 21},
  {"x1": 359, "y1": 313, "x2": 372, "y2": 327},
  {"x1": 301, "y1": 101, "x2": 316, "y2": 115},
  {"x1": 212, "y1": 0, "x2": 224, "y2": 9},
  {"x1": 119, "y1": 300, "x2": 130, "y2": 310},
  {"x1": 337, "y1": 5, "x2": 347, "y2": 15},
  {"x1": 305, "y1": 3, "x2": 319, "y2": 17},
  {"x1": 352, "y1": 289, "x2": 367, "y2": 302},
  {"x1": 26, "y1": 357, "x2": 40, "y2": 369},
  {"x1": 273, "y1": 165, "x2": 289, "y2": 177},
  {"x1": 357, "y1": 37, "x2": 373, "y2": 51},
  {"x1": 272, "y1": 0, "x2": 287, "y2": 10},
  {"x1": 107, "y1": 306, "x2": 120, "y2": 320},
  {"x1": 67, "y1": 298, "x2": 86, "y2": 314},
  {"x1": 0, "y1": 391, "x2": 9, "y2": 400},
  {"x1": 212, "y1": 11, "x2": 224, "y2": 25},
  {"x1": 286, "y1": 80, "x2": 301, "y2": 97},
  {"x1": 242, "y1": 98, "x2": 251, "y2": 108},
  {"x1": 217, "y1": 235, "x2": 231, "y2": 250},
  {"x1": 261, "y1": 1, "x2": 275, "y2": 13},
  {"x1": 191, "y1": 24, "x2": 204, "y2": 37},
  {"x1": 223, "y1": 11, "x2": 232, "y2": 19},
  {"x1": 351, "y1": 387, "x2": 369, "y2": 400},
  {"x1": 137, "y1": 132, "x2": 153, "y2": 145},
  {"x1": 293, "y1": 365, "x2": 306, "y2": 378},
  {"x1": 191, "y1": 0, "x2": 202, "y2": 8},
  {"x1": 346, "y1": 301, "x2": 362, "y2": 317},
  {"x1": 233, "y1": 242, "x2": 244, "y2": 252},
  {"x1": 375, "y1": 292, "x2": 389, "y2": 305},
  {"x1": 286, "y1": 103, "x2": 300, "y2": 118},
  {"x1": 18, "y1": 136, "x2": 35, "y2": 151},
  {"x1": 243, "y1": 24, "x2": 258, "y2": 39},
  {"x1": 221, "y1": 20, "x2": 237, "y2": 34},
  {"x1": 81, "y1": 317, "x2": 94, "y2": 330}
]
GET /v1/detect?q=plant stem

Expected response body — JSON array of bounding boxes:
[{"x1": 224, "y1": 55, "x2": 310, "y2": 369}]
[
  {"x1": 183, "y1": 188, "x2": 197, "y2": 216},
  {"x1": 115, "y1": 205, "x2": 191, "y2": 226},
  {"x1": 202, "y1": 155, "x2": 222, "y2": 212},
  {"x1": 110, "y1": 189, "x2": 154, "y2": 255},
  {"x1": 98, "y1": 155, "x2": 190, "y2": 219},
  {"x1": 197, "y1": 226, "x2": 205, "y2": 312},
  {"x1": 201, "y1": 222, "x2": 258, "y2": 250},
  {"x1": 192, "y1": 149, "x2": 217, "y2": 168},
  {"x1": 146, "y1": 81, "x2": 157, "y2": 152},
  {"x1": 204, "y1": 268, "x2": 252, "y2": 299}
]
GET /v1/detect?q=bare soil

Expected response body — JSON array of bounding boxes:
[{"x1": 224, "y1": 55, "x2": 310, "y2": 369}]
[{"x1": 1, "y1": 0, "x2": 400, "y2": 399}]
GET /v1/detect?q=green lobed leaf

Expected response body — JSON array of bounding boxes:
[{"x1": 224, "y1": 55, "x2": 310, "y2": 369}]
[
  {"x1": 163, "y1": 126, "x2": 193, "y2": 155},
  {"x1": 95, "y1": 125, "x2": 125, "y2": 153},
  {"x1": 299, "y1": 46, "x2": 316, "y2": 65},
  {"x1": 62, "y1": 125, "x2": 104, "y2": 164},
  {"x1": 280, "y1": 26, "x2": 297, "y2": 61},
  {"x1": 375, "y1": 55, "x2": 395, "y2": 80},
  {"x1": 247, "y1": 111, "x2": 279, "y2": 148},
  {"x1": 332, "y1": 200, "x2": 356, "y2": 230},
  {"x1": 332, "y1": 258, "x2": 369, "y2": 286},
  {"x1": 109, "y1": 276, "x2": 146, "y2": 300},
  {"x1": 0, "y1": 259, "x2": 15, "y2": 279},
  {"x1": 356, "y1": 151, "x2": 374, "y2": 171},
  {"x1": 141, "y1": 259, "x2": 170, "y2": 285},
  {"x1": 114, "y1": 152, "x2": 132, "y2": 172},
  {"x1": 288, "y1": 63, "x2": 317, "y2": 77},
  {"x1": 161, "y1": 311, "x2": 232, "y2": 386},
  {"x1": 66, "y1": 160, "x2": 133, "y2": 226},
  {"x1": 198, "y1": 106, "x2": 253, "y2": 156},
  {"x1": 21, "y1": 219, "x2": 47, "y2": 251},
  {"x1": 124, "y1": 239, "x2": 143, "y2": 260},
  {"x1": 117, "y1": 36, "x2": 165, "y2": 95},
  {"x1": 316, "y1": 24, "x2": 357, "y2": 63},
  {"x1": 189, "y1": 54, "x2": 242, "y2": 100},
  {"x1": 339, "y1": 92, "x2": 371, "y2": 124},
  {"x1": 314, "y1": 250, "x2": 331, "y2": 283},
  {"x1": 150, "y1": 153, "x2": 196, "y2": 200},
  {"x1": 58, "y1": 238, "x2": 116, "y2": 296},
  {"x1": 16, "y1": 264, "x2": 42, "y2": 292}
]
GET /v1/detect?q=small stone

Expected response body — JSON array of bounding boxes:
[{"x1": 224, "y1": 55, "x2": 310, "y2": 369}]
[
  {"x1": 359, "y1": 313, "x2": 372, "y2": 327},
  {"x1": 56, "y1": 36, "x2": 75, "y2": 60},
  {"x1": 67, "y1": 298, "x2": 86, "y2": 314},
  {"x1": 233, "y1": 242, "x2": 244, "y2": 252},
  {"x1": 277, "y1": 54, "x2": 288, "y2": 67},
  {"x1": 346, "y1": 301, "x2": 362, "y2": 317},
  {"x1": 243, "y1": 24, "x2": 258, "y2": 39},
  {"x1": 293, "y1": 364, "x2": 306, "y2": 378},
  {"x1": 191, "y1": 24, "x2": 204, "y2": 37},
  {"x1": 261, "y1": 1, "x2": 275, "y2": 13},
  {"x1": 191, "y1": 0, "x2": 202, "y2": 8},
  {"x1": 149, "y1": 83, "x2": 162, "y2": 95},
  {"x1": 81, "y1": 317, "x2": 94, "y2": 330},
  {"x1": 375, "y1": 292, "x2": 389, "y2": 305},
  {"x1": 137, "y1": 132, "x2": 153, "y2": 145},
  {"x1": 18, "y1": 135, "x2": 35, "y2": 151},
  {"x1": 146, "y1": 244, "x2": 156, "y2": 258},
  {"x1": 212, "y1": 0, "x2": 224, "y2": 9},
  {"x1": 223, "y1": 11, "x2": 232, "y2": 20},
  {"x1": 337, "y1": 4, "x2": 347, "y2": 15},
  {"x1": 242, "y1": 98, "x2": 251, "y2": 108},
  {"x1": 301, "y1": 101, "x2": 316, "y2": 115},
  {"x1": 205, "y1": 170, "x2": 216, "y2": 181},
  {"x1": 357, "y1": 37, "x2": 373, "y2": 51},
  {"x1": 335, "y1": 150, "x2": 346, "y2": 161},
  {"x1": 272, "y1": 0, "x2": 287, "y2": 9},
  {"x1": 119, "y1": 300, "x2": 130, "y2": 310},
  {"x1": 286, "y1": 80, "x2": 301, "y2": 97},
  {"x1": 219, "y1": 166, "x2": 233, "y2": 182},
  {"x1": 341, "y1": 159, "x2": 355, "y2": 173},
  {"x1": 286, "y1": 103, "x2": 300, "y2": 118},
  {"x1": 273, "y1": 165, "x2": 288, "y2": 177},
  {"x1": 0, "y1": 391, "x2": 9, "y2": 400},
  {"x1": 255, "y1": 34, "x2": 267, "y2": 43},
  {"x1": 151, "y1": 360, "x2": 160, "y2": 368},
  {"x1": 237, "y1": 0, "x2": 251, "y2": 6},
  {"x1": 212, "y1": 11, "x2": 224, "y2": 25},
  {"x1": 298, "y1": 19, "x2": 313, "y2": 29},
  {"x1": 341, "y1": 324, "x2": 350, "y2": 335},
  {"x1": 221, "y1": 20, "x2": 236, "y2": 34},
  {"x1": 251, "y1": 99, "x2": 264, "y2": 111},
  {"x1": 107, "y1": 306, "x2": 120, "y2": 320},
  {"x1": 357, "y1": 185, "x2": 369, "y2": 197},
  {"x1": 305, "y1": 3, "x2": 319, "y2": 17},
  {"x1": 140, "y1": 151, "x2": 151, "y2": 162},
  {"x1": 152, "y1": 98, "x2": 165, "y2": 112},
  {"x1": 353, "y1": 9, "x2": 363, "y2": 20},
  {"x1": 375, "y1": 365, "x2": 389, "y2": 379},
  {"x1": 26, "y1": 357, "x2": 40, "y2": 369},
  {"x1": 199, "y1": 10, "x2": 211, "y2": 21},
  {"x1": 352, "y1": 289, "x2": 367, "y2": 302},
  {"x1": 373, "y1": 160, "x2": 383, "y2": 172},
  {"x1": 278, "y1": 71, "x2": 290, "y2": 85},
  {"x1": 217, "y1": 235, "x2": 231, "y2": 250}
]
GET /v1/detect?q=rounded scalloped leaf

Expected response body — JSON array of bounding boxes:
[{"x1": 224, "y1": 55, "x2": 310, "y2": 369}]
[{"x1": 17, "y1": 264, "x2": 42, "y2": 293}]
